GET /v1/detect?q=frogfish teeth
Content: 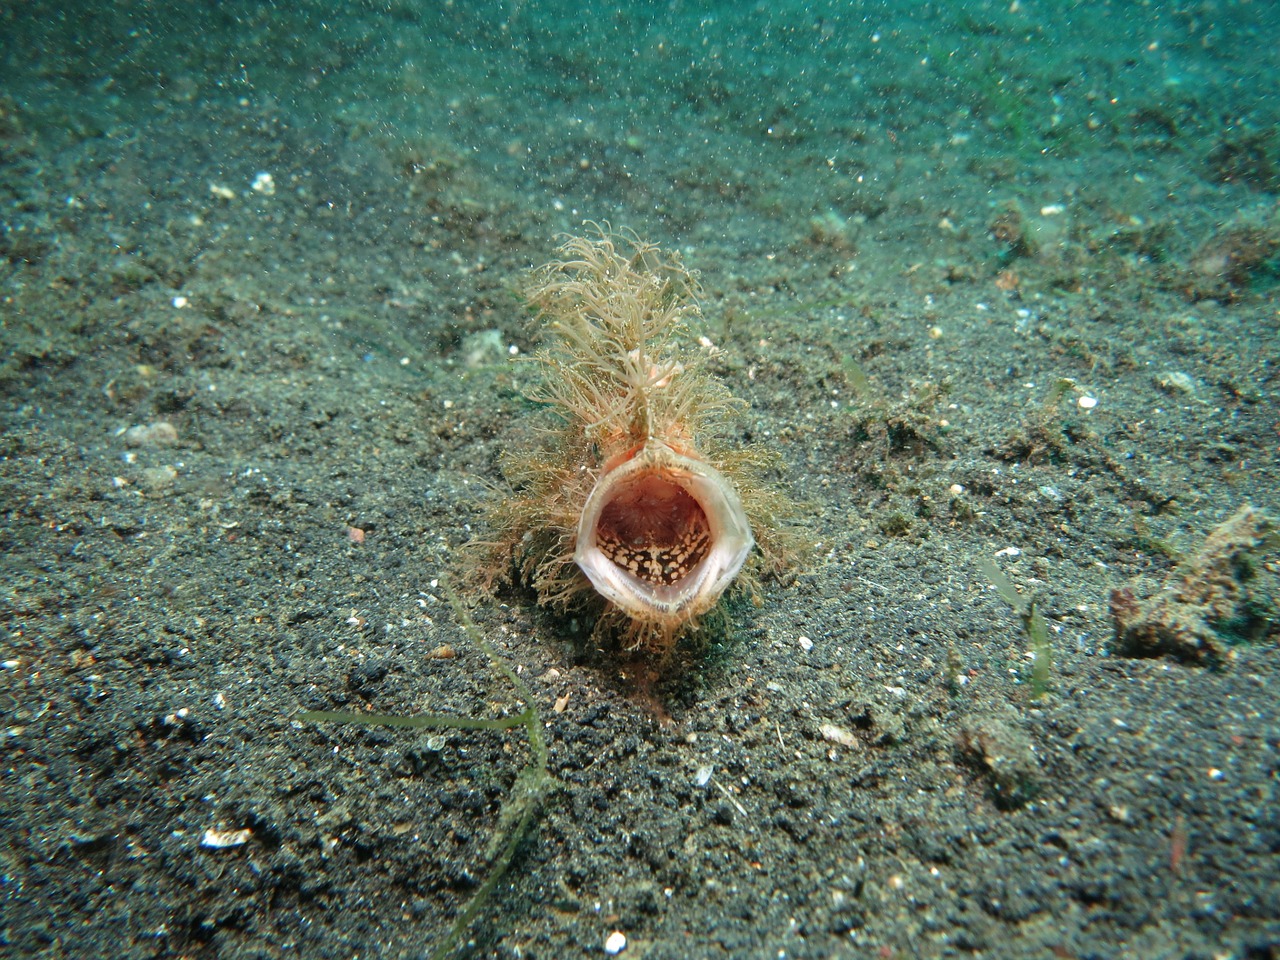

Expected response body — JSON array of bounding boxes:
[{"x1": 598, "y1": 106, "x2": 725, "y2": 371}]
[
  {"x1": 479, "y1": 226, "x2": 792, "y2": 653},
  {"x1": 574, "y1": 439, "x2": 754, "y2": 628}
]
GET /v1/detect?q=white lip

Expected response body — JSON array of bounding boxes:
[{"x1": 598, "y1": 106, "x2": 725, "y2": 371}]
[{"x1": 573, "y1": 439, "x2": 754, "y2": 625}]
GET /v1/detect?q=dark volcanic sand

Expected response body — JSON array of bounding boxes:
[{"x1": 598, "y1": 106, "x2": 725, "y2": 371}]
[{"x1": 2, "y1": 3, "x2": 1278, "y2": 958}]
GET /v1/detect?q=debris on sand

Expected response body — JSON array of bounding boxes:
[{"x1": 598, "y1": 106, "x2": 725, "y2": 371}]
[{"x1": 1110, "y1": 505, "x2": 1279, "y2": 667}]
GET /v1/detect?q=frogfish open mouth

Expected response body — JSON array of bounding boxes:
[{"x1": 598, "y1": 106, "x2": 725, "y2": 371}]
[{"x1": 478, "y1": 226, "x2": 794, "y2": 654}]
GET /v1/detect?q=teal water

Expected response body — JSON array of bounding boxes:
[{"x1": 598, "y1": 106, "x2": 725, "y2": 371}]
[{"x1": 6, "y1": 0, "x2": 1278, "y2": 247}]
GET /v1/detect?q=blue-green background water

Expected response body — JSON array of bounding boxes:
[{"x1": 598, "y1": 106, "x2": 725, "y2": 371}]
[{"x1": 7, "y1": 0, "x2": 1279, "y2": 245}]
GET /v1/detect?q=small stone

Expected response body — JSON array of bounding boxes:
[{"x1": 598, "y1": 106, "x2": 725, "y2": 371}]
[
  {"x1": 798, "y1": 635, "x2": 813, "y2": 652},
  {"x1": 957, "y1": 715, "x2": 1040, "y2": 810},
  {"x1": 711, "y1": 801, "x2": 735, "y2": 825},
  {"x1": 124, "y1": 421, "x2": 179, "y2": 448},
  {"x1": 139, "y1": 464, "x2": 178, "y2": 492},
  {"x1": 604, "y1": 931, "x2": 627, "y2": 955},
  {"x1": 1156, "y1": 370, "x2": 1197, "y2": 396}
]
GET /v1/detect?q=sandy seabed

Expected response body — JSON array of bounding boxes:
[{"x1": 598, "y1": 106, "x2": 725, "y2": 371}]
[{"x1": 2, "y1": 2, "x2": 1278, "y2": 957}]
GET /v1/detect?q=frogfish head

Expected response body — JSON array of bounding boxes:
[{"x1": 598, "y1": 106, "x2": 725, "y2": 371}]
[{"x1": 573, "y1": 438, "x2": 754, "y2": 632}]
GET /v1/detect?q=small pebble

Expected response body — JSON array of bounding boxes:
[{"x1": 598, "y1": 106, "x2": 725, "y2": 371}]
[
  {"x1": 798, "y1": 635, "x2": 813, "y2": 652},
  {"x1": 604, "y1": 931, "x2": 627, "y2": 955},
  {"x1": 124, "y1": 421, "x2": 178, "y2": 448},
  {"x1": 140, "y1": 464, "x2": 178, "y2": 492},
  {"x1": 1157, "y1": 370, "x2": 1197, "y2": 395}
]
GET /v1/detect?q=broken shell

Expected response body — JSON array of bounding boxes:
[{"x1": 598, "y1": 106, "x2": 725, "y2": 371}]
[
  {"x1": 574, "y1": 439, "x2": 753, "y2": 629},
  {"x1": 200, "y1": 827, "x2": 252, "y2": 849}
]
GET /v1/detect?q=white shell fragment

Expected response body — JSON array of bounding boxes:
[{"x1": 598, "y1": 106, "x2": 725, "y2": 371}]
[
  {"x1": 200, "y1": 827, "x2": 252, "y2": 849},
  {"x1": 604, "y1": 930, "x2": 627, "y2": 954},
  {"x1": 820, "y1": 723, "x2": 859, "y2": 748}
]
